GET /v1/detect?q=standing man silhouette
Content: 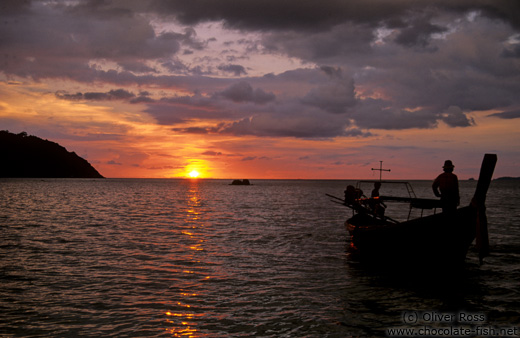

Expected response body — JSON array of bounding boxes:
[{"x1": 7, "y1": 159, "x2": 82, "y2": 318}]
[{"x1": 432, "y1": 160, "x2": 460, "y2": 213}]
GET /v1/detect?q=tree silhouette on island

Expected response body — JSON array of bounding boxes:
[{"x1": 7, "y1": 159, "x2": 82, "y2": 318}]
[{"x1": 0, "y1": 130, "x2": 103, "y2": 178}]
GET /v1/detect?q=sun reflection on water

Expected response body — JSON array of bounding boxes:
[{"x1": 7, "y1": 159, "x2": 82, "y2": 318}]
[
  {"x1": 164, "y1": 180, "x2": 211, "y2": 337},
  {"x1": 164, "y1": 297, "x2": 205, "y2": 337}
]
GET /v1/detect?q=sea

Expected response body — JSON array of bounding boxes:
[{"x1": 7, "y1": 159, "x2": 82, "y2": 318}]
[{"x1": 1, "y1": 178, "x2": 519, "y2": 337}]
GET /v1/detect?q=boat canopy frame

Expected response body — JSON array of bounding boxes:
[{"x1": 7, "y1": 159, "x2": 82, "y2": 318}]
[{"x1": 354, "y1": 180, "x2": 441, "y2": 220}]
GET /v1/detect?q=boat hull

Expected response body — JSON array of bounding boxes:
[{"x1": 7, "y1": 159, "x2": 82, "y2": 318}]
[{"x1": 346, "y1": 206, "x2": 477, "y2": 267}]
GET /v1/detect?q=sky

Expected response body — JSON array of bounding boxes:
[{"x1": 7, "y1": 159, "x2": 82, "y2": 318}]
[{"x1": 1, "y1": 0, "x2": 519, "y2": 179}]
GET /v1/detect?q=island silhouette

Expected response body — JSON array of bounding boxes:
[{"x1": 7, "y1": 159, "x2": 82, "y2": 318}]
[
  {"x1": 0, "y1": 130, "x2": 104, "y2": 178},
  {"x1": 230, "y1": 179, "x2": 251, "y2": 185}
]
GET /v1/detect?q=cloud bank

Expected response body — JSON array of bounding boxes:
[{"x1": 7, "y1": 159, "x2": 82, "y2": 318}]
[{"x1": 1, "y1": 0, "x2": 519, "y2": 141}]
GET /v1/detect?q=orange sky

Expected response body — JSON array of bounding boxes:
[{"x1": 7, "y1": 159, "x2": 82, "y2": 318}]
[{"x1": 1, "y1": 1, "x2": 519, "y2": 179}]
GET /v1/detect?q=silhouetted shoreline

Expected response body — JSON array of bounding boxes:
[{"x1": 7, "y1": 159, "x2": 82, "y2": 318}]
[
  {"x1": 494, "y1": 176, "x2": 520, "y2": 181},
  {"x1": 0, "y1": 130, "x2": 104, "y2": 178}
]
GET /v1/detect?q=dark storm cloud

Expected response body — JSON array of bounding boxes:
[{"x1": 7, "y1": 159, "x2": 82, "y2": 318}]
[
  {"x1": 141, "y1": 69, "x2": 365, "y2": 138},
  {"x1": 55, "y1": 89, "x2": 140, "y2": 102},
  {"x1": 168, "y1": 96, "x2": 371, "y2": 139},
  {"x1": 261, "y1": 22, "x2": 375, "y2": 61},
  {"x1": 205, "y1": 114, "x2": 370, "y2": 138},
  {"x1": 302, "y1": 74, "x2": 356, "y2": 114},
  {"x1": 441, "y1": 106, "x2": 475, "y2": 127},
  {"x1": 217, "y1": 64, "x2": 248, "y2": 76},
  {"x1": 0, "y1": 1, "x2": 197, "y2": 79},
  {"x1": 394, "y1": 17, "x2": 446, "y2": 49},
  {"x1": 161, "y1": 60, "x2": 190, "y2": 74},
  {"x1": 501, "y1": 43, "x2": 520, "y2": 58},
  {"x1": 150, "y1": 1, "x2": 514, "y2": 32},
  {"x1": 217, "y1": 82, "x2": 275, "y2": 104},
  {"x1": 488, "y1": 110, "x2": 520, "y2": 119},
  {"x1": 351, "y1": 98, "x2": 439, "y2": 130},
  {"x1": 0, "y1": 0, "x2": 32, "y2": 15},
  {"x1": 118, "y1": 61, "x2": 157, "y2": 74},
  {"x1": 148, "y1": 0, "x2": 520, "y2": 31},
  {"x1": 2, "y1": 0, "x2": 520, "y2": 139},
  {"x1": 352, "y1": 103, "x2": 474, "y2": 130}
]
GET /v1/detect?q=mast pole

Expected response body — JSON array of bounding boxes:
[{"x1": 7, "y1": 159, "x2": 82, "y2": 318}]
[{"x1": 372, "y1": 161, "x2": 391, "y2": 181}]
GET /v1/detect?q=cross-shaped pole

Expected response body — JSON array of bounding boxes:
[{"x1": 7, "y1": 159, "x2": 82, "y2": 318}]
[{"x1": 372, "y1": 161, "x2": 391, "y2": 181}]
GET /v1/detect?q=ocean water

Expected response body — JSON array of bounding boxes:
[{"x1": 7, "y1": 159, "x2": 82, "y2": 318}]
[{"x1": 1, "y1": 178, "x2": 518, "y2": 337}]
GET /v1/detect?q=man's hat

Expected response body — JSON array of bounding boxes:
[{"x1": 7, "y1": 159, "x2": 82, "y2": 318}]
[{"x1": 443, "y1": 160, "x2": 454, "y2": 168}]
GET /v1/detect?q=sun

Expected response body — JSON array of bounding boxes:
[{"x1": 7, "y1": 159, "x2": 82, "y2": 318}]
[{"x1": 188, "y1": 170, "x2": 200, "y2": 178}]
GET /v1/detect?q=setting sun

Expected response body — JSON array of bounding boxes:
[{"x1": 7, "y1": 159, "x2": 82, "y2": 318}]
[{"x1": 188, "y1": 170, "x2": 200, "y2": 178}]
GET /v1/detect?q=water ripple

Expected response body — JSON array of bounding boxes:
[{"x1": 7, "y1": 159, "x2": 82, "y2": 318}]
[{"x1": 1, "y1": 178, "x2": 518, "y2": 337}]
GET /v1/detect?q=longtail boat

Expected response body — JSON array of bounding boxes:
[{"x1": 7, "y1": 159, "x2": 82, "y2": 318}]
[{"x1": 328, "y1": 154, "x2": 497, "y2": 268}]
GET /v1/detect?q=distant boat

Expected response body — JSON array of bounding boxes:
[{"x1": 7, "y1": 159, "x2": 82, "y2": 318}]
[{"x1": 328, "y1": 154, "x2": 497, "y2": 268}]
